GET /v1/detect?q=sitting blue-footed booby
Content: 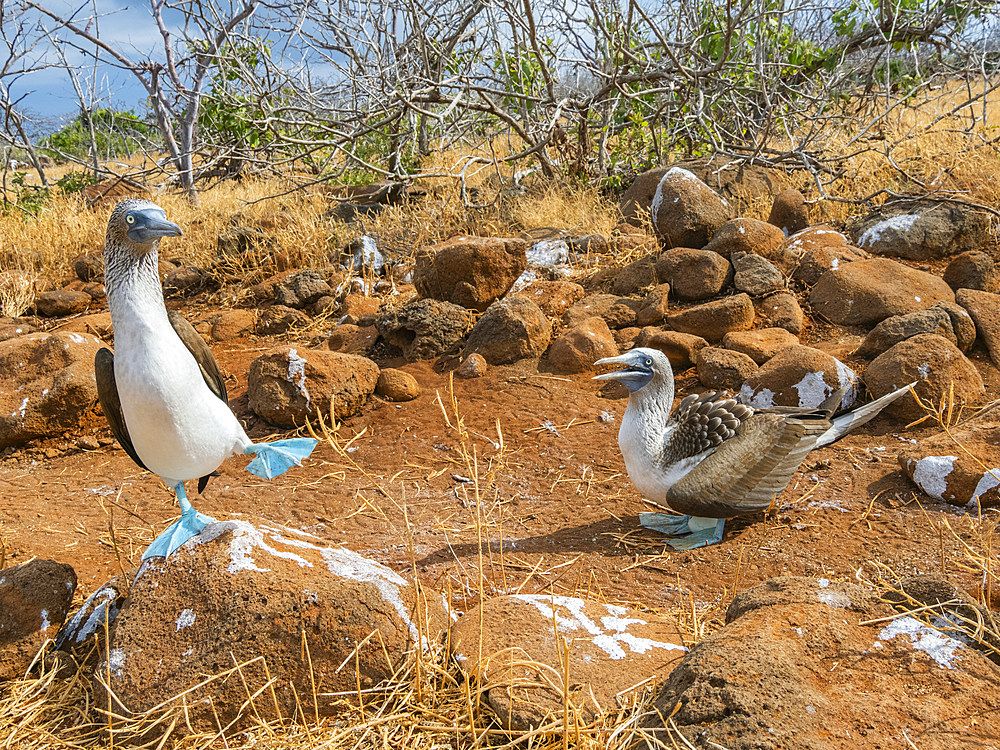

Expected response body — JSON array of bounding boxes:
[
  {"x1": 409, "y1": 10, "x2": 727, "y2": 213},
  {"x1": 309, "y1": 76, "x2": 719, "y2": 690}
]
[
  {"x1": 594, "y1": 347, "x2": 912, "y2": 549},
  {"x1": 95, "y1": 199, "x2": 317, "y2": 560}
]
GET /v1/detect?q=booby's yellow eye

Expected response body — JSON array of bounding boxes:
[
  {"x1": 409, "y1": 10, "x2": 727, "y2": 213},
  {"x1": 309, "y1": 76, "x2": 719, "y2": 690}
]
[
  {"x1": 126, "y1": 214, "x2": 135, "y2": 224},
  {"x1": 645, "y1": 358, "x2": 653, "y2": 366}
]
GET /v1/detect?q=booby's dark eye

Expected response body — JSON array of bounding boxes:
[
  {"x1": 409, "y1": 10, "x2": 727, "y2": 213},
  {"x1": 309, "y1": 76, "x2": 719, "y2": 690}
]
[{"x1": 126, "y1": 214, "x2": 135, "y2": 224}]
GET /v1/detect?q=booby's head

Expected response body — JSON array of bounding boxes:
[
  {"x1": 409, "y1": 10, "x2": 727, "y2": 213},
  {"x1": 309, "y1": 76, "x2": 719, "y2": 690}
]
[
  {"x1": 593, "y1": 347, "x2": 673, "y2": 393},
  {"x1": 107, "y1": 199, "x2": 182, "y2": 250}
]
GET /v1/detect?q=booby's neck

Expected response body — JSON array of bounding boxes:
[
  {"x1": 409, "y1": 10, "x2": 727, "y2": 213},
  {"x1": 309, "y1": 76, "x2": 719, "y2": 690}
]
[
  {"x1": 622, "y1": 373, "x2": 675, "y2": 443},
  {"x1": 617, "y1": 372, "x2": 679, "y2": 499},
  {"x1": 104, "y1": 241, "x2": 169, "y2": 335}
]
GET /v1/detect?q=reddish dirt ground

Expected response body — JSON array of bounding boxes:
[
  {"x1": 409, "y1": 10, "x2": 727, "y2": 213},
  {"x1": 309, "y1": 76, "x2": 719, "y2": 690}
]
[{"x1": 2, "y1": 307, "x2": 999, "y2": 631}]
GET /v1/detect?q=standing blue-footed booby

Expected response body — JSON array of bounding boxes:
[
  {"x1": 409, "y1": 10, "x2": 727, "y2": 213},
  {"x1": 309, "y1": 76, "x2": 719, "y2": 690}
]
[
  {"x1": 95, "y1": 199, "x2": 317, "y2": 560},
  {"x1": 594, "y1": 347, "x2": 913, "y2": 549}
]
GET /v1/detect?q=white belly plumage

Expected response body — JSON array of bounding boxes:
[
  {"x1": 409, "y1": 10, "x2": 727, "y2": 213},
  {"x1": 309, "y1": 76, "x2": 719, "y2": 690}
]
[
  {"x1": 115, "y1": 328, "x2": 250, "y2": 485},
  {"x1": 618, "y1": 407, "x2": 710, "y2": 501}
]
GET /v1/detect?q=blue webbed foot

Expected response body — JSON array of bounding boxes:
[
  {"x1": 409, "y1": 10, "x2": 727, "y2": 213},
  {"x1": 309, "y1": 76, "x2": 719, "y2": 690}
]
[
  {"x1": 142, "y1": 484, "x2": 216, "y2": 560},
  {"x1": 639, "y1": 512, "x2": 692, "y2": 535},
  {"x1": 666, "y1": 517, "x2": 726, "y2": 550},
  {"x1": 244, "y1": 437, "x2": 318, "y2": 479}
]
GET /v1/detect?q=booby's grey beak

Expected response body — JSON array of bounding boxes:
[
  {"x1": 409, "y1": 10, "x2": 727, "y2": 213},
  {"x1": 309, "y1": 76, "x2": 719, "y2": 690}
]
[
  {"x1": 592, "y1": 353, "x2": 639, "y2": 381},
  {"x1": 126, "y1": 209, "x2": 183, "y2": 244},
  {"x1": 592, "y1": 351, "x2": 657, "y2": 393}
]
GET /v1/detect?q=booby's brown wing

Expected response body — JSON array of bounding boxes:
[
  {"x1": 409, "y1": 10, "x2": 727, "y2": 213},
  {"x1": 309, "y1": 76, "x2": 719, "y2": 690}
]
[
  {"x1": 666, "y1": 411, "x2": 831, "y2": 518},
  {"x1": 165, "y1": 310, "x2": 229, "y2": 493},
  {"x1": 94, "y1": 347, "x2": 149, "y2": 472},
  {"x1": 167, "y1": 309, "x2": 228, "y2": 405},
  {"x1": 661, "y1": 392, "x2": 754, "y2": 463}
]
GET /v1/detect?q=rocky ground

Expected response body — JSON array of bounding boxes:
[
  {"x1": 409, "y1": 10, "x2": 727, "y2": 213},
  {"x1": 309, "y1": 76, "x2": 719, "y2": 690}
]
[{"x1": 2, "y1": 162, "x2": 1000, "y2": 748}]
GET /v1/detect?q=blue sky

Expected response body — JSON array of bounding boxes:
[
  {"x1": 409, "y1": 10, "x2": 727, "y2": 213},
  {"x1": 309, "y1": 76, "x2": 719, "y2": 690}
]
[{"x1": 16, "y1": 1, "x2": 191, "y2": 132}]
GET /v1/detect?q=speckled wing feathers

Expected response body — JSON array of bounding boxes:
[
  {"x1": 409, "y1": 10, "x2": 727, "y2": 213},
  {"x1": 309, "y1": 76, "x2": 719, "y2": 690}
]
[
  {"x1": 662, "y1": 392, "x2": 753, "y2": 463},
  {"x1": 666, "y1": 411, "x2": 832, "y2": 518}
]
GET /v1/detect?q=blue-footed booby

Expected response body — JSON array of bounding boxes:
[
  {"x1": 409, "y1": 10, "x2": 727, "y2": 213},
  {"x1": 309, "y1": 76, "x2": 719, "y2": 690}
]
[
  {"x1": 95, "y1": 199, "x2": 317, "y2": 559},
  {"x1": 594, "y1": 347, "x2": 912, "y2": 549}
]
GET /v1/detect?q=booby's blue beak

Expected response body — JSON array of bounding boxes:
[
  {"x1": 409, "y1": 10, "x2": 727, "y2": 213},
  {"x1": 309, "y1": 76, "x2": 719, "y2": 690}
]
[
  {"x1": 125, "y1": 208, "x2": 183, "y2": 244},
  {"x1": 593, "y1": 350, "x2": 656, "y2": 391}
]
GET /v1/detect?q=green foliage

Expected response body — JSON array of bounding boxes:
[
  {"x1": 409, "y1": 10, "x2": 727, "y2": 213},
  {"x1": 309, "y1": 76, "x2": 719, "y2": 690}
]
[
  {"x1": 199, "y1": 41, "x2": 278, "y2": 153},
  {"x1": 1, "y1": 169, "x2": 96, "y2": 217},
  {"x1": 832, "y1": 0, "x2": 989, "y2": 43},
  {"x1": 40, "y1": 109, "x2": 155, "y2": 160}
]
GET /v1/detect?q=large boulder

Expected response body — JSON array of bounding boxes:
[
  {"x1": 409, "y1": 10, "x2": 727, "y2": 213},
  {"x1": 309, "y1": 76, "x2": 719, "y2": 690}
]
[
  {"x1": 519, "y1": 279, "x2": 585, "y2": 318},
  {"x1": 732, "y1": 252, "x2": 786, "y2": 296},
  {"x1": 548, "y1": 317, "x2": 618, "y2": 373},
  {"x1": 651, "y1": 168, "x2": 732, "y2": 249},
  {"x1": 944, "y1": 250, "x2": 999, "y2": 293},
  {"x1": 74, "y1": 252, "x2": 104, "y2": 282},
  {"x1": 899, "y1": 401, "x2": 1000, "y2": 509},
  {"x1": 413, "y1": 236, "x2": 527, "y2": 312},
  {"x1": 35, "y1": 289, "x2": 92, "y2": 317},
  {"x1": 563, "y1": 293, "x2": 641, "y2": 329},
  {"x1": 640, "y1": 576, "x2": 1000, "y2": 749},
  {"x1": 620, "y1": 161, "x2": 785, "y2": 224},
  {"x1": 864, "y1": 334, "x2": 984, "y2": 420},
  {"x1": 635, "y1": 284, "x2": 671, "y2": 326},
  {"x1": 767, "y1": 188, "x2": 810, "y2": 236},
  {"x1": 611, "y1": 254, "x2": 659, "y2": 296},
  {"x1": 852, "y1": 199, "x2": 993, "y2": 261},
  {"x1": 778, "y1": 225, "x2": 850, "y2": 270},
  {"x1": 465, "y1": 296, "x2": 551, "y2": 365},
  {"x1": 739, "y1": 345, "x2": 858, "y2": 409},
  {"x1": 696, "y1": 347, "x2": 758, "y2": 391},
  {"x1": 375, "y1": 298, "x2": 474, "y2": 361},
  {"x1": 376, "y1": 368, "x2": 421, "y2": 402},
  {"x1": 102, "y1": 520, "x2": 445, "y2": 730},
  {"x1": 786, "y1": 243, "x2": 869, "y2": 286},
  {"x1": 0, "y1": 332, "x2": 103, "y2": 449},
  {"x1": 655, "y1": 249, "x2": 732, "y2": 301},
  {"x1": 956, "y1": 288, "x2": 1000, "y2": 368},
  {"x1": 0, "y1": 560, "x2": 77, "y2": 680},
  {"x1": 634, "y1": 329, "x2": 709, "y2": 370},
  {"x1": 703, "y1": 218, "x2": 785, "y2": 261},
  {"x1": 248, "y1": 347, "x2": 379, "y2": 427},
  {"x1": 667, "y1": 294, "x2": 754, "y2": 342},
  {"x1": 722, "y1": 327, "x2": 799, "y2": 365},
  {"x1": 255, "y1": 305, "x2": 310, "y2": 335},
  {"x1": 755, "y1": 290, "x2": 805, "y2": 334},
  {"x1": 450, "y1": 594, "x2": 686, "y2": 731},
  {"x1": 856, "y1": 301, "x2": 976, "y2": 358},
  {"x1": 810, "y1": 259, "x2": 954, "y2": 327},
  {"x1": 257, "y1": 269, "x2": 332, "y2": 309}
]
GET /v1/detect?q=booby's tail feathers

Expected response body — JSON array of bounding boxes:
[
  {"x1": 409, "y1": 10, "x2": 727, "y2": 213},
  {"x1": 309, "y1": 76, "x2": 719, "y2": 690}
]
[
  {"x1": 245, "y1": 437, "x2": 319, "y2": 479},
  {"x1": 815, "y1": 382, "x2": 915, "y2": 448}
]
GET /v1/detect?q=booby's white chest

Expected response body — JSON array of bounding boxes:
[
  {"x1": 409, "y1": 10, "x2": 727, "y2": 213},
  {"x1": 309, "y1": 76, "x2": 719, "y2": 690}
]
[
  {"x1": 618, "y1": 402, "x2": 708, "y2": 501},
  {"x1": 113, "y1": 313, "x2": 250, "y2": 485}
]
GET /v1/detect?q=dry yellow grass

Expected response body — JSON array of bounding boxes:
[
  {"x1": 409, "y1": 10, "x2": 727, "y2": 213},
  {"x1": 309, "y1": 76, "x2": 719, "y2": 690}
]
[{"x1": 2, "y1": 79, "x2": 997, "y2": 316}]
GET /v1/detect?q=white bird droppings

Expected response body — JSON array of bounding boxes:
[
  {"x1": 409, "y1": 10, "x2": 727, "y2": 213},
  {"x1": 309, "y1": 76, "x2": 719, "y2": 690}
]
[
  {"x1": 878, "y1": 616, "x2": 964, "y2": 669},
  {"x1": 511, "y1": 594, "x2": 686, "y2": 661},
  {"x1": 857, "y1": 214, "x2": 919, "y2": 248},
  {"x1": 739, "y1": 383, "x2": 775, "y2": 409},
  {"x1": 175, "y1": 609, "x2": 196, "y2": 631},
  {"x1": 286, "y1": 348, "x2": 311, "y2": 412},
  {"x1": 969, "y1": 470, "x2": 1000, "y2": 507},
  {"x1": 910, "y1": 455, "x2": 958, "y2": 500}
]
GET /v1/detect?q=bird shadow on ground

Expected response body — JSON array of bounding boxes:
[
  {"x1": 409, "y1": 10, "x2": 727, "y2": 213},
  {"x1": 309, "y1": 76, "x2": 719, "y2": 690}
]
[{"x1": 415, "y1": 514, "x2": 642, "y2": 567}]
